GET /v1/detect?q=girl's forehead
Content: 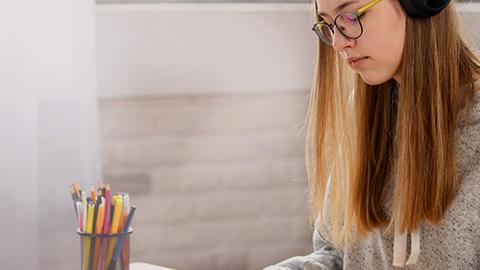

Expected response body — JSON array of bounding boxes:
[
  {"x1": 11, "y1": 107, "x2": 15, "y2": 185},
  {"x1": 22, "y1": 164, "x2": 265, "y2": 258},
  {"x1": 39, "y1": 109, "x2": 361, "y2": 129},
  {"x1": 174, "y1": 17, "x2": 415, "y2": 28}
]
[{"x1": 316, "y1": 0, "x2": 363, "y2": 18}]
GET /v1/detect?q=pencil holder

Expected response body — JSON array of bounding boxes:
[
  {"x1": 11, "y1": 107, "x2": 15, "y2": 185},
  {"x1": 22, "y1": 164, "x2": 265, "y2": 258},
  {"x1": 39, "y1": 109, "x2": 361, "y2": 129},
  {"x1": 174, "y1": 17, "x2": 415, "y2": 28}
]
[{"x1": 77, "y1": 227, "x2": 133, "y2": 270}]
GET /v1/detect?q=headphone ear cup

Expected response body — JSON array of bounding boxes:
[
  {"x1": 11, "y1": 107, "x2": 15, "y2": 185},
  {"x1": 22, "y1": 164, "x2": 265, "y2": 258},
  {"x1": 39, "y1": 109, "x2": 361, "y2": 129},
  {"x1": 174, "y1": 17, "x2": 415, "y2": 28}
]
[{"x1": 398, "y1": 0, "x2": 450, "y2": 18}]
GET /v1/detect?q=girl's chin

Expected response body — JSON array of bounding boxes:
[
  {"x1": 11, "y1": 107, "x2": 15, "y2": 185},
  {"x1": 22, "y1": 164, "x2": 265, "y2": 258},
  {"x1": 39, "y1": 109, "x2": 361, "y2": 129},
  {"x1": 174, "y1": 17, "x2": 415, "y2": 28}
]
[{"x1": 358, "y1": 71, "x2": 393, "y2": 86}]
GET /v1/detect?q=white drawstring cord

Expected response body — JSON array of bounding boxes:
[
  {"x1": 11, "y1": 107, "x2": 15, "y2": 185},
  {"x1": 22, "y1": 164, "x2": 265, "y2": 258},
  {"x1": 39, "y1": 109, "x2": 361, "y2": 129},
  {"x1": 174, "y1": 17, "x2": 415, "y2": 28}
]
[
  {"x1": 393, "y1": 227, "x2": 407, "y2": 267},
  {"x1": 392, "y1": 223, "x2": 421, "y2": 267},
  {"x1": 406, "y1": 228, "x2": 421, "y2": 265}
]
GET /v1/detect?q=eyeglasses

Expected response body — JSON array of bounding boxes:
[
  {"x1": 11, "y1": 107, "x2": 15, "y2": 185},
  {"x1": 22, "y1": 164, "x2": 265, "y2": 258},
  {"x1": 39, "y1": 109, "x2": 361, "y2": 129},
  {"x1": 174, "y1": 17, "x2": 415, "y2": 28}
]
[{"x1": 312, "y1": 0, "x2": 383, "y2": 47}]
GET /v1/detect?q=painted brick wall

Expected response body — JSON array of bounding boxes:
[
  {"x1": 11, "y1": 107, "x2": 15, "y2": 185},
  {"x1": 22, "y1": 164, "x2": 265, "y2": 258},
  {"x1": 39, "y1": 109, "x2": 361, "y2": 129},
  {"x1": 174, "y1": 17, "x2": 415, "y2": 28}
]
[{"x1": 99, "y1": 90, "x2": 313, "y2": 270}]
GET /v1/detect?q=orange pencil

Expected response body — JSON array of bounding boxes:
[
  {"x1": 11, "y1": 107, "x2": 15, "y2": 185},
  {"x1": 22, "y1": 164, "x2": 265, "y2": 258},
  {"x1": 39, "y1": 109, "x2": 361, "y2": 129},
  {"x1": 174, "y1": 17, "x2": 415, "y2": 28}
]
[{"x1": 91, "y1": 187, "x2": 97, "y2": 202}]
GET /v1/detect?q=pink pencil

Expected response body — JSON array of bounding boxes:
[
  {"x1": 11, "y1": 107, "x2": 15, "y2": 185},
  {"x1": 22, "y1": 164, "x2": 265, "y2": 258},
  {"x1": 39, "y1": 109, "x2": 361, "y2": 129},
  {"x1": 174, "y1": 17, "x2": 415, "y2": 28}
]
[{"x1": 99, "y1": 184, "x2": 111, "y2": 270}]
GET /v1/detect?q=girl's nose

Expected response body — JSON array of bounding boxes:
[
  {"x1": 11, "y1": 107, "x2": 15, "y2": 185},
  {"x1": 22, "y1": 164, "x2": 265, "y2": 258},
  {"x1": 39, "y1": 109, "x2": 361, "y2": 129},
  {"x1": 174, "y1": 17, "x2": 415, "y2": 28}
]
[{"x1": 331, "y1": 29, "x2": 354, "y2": 52}]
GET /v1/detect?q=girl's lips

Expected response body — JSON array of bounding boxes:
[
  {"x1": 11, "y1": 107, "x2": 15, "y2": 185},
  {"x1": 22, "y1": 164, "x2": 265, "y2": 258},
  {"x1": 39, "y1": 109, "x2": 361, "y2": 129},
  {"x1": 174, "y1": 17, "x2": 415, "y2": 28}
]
[{"x1": 349, "y1": 57, "x2": 369, "y2": 68}]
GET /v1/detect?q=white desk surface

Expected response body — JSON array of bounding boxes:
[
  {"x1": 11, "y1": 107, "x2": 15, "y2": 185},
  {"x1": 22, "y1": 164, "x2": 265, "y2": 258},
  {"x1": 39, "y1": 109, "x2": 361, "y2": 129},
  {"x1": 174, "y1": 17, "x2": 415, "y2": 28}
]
[{"x1": 130, "y1": 262, "x2": 176, "y2": 270}]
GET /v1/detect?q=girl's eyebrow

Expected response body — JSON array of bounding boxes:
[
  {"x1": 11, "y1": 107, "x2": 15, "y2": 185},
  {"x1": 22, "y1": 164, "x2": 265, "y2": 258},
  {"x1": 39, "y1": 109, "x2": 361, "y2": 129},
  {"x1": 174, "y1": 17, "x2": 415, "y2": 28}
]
[{"x1": 318, "y1": 1, "x2": 358, "y2": 17}]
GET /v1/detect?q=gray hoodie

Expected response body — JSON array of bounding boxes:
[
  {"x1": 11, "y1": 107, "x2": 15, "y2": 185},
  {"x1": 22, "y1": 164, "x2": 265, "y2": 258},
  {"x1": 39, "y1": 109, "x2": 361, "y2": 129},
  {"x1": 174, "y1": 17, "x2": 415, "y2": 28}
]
[{"x1": 263, "y1": 81, "x2": 480, "y2": 270}]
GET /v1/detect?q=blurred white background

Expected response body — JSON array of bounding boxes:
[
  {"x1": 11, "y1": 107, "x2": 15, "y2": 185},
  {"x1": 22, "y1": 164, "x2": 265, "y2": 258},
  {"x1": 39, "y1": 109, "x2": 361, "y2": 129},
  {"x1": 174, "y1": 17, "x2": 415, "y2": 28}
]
[{"x1": 0, "y1": 0, "x2": 479, "y2": 269}]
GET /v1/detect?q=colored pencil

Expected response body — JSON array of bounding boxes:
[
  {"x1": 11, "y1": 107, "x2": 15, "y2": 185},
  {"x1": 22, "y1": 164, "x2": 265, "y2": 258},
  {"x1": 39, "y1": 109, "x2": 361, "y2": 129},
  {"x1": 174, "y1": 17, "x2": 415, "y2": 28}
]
[
  {"x1": 100, "y1": 184, "x2": 112, "y2": 270},
  {"x1": 106, "y1": 195, "x2": 123, "y2": 268},
  {"x1": 83, "y1": 203, "x2": 95, "y2": 270},
  {"x1": 121, "y1": 194, "x2": 130, "y2": 270},
  {"x1": 82, "y1": 191, "x2": 87, "y2": 232},
  {"x1": 93, "y1": 199, "x2": 105, "y2": 270},
  {"x1": 108, "y1": 206, "x2": 136, "y2": 270}
]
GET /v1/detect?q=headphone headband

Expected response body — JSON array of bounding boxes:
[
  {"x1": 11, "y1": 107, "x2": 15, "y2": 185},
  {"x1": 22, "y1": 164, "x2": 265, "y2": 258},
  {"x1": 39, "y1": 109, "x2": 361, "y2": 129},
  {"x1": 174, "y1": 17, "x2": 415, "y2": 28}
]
[{"x1": 398, "y1": 0, "x2": 450, "y2": 18}]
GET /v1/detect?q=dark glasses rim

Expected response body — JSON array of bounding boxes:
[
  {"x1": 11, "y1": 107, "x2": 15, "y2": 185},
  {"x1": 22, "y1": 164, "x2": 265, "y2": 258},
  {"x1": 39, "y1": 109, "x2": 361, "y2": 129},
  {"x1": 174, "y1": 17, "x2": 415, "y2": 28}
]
[{"x1": 312, "y1": 11, "x2": 365, "y2": 47}]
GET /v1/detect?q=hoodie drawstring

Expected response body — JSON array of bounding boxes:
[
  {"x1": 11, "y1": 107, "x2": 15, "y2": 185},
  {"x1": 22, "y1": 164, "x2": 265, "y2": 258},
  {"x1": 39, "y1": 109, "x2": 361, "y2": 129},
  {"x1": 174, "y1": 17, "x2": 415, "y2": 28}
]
[{"x1": 393, "y1": 222, "x2": 421, "y2": 267}]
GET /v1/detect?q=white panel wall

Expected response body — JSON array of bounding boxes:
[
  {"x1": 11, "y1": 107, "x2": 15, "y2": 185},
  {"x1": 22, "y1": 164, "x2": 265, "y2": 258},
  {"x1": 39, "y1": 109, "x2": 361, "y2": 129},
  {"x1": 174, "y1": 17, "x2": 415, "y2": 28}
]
[
  {"x1": 0, "y1": 1, "x2": 100, "y2": 269},
  {"x1": 96, "y1": 3, "x2": 317, "y2": 97},
  {"x1": 95, "y1": 3, "x2": 480, "y2": 98}
]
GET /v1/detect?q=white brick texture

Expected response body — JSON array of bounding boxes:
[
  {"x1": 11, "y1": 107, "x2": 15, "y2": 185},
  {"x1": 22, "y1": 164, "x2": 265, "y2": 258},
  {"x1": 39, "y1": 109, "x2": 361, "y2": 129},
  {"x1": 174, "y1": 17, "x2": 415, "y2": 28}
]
[{"x1": 99, "y1": 91, "x2": 313, "y2": 270}]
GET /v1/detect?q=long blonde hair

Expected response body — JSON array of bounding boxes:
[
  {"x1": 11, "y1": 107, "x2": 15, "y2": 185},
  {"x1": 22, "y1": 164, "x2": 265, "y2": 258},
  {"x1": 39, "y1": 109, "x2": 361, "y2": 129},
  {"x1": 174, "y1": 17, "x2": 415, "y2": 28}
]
[{"x1": 307, "y1": 0, "x2": 480, "y2": 248}]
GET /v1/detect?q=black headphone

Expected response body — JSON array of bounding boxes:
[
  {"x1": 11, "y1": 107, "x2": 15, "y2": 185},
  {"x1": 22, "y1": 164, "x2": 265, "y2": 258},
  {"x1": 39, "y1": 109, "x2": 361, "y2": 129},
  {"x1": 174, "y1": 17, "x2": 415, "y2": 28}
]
[{"x1": 398, "y1": 0, "x2": 451, "y2": 18}]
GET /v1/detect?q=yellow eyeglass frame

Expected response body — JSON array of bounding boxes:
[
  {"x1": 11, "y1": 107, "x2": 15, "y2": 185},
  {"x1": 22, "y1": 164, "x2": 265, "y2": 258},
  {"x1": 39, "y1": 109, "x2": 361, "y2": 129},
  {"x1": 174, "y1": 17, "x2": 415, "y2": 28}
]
[{"x1": 312, "y1": 0, "x2": 384, "y2": 45}]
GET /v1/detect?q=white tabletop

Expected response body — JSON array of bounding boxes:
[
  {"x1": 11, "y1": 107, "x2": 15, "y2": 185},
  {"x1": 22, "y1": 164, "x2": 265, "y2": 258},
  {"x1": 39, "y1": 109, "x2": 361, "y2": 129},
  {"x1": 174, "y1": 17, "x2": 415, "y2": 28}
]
[{"x1": 130, "y1": 262, "x2": 176, "y2": 270}]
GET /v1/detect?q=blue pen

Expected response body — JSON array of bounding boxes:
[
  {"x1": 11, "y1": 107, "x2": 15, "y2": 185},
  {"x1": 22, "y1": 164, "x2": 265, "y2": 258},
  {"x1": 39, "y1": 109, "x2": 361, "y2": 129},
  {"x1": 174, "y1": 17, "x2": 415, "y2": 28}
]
[{"x1": 108, "y1": 206, "x2": 136, "y2": 270}]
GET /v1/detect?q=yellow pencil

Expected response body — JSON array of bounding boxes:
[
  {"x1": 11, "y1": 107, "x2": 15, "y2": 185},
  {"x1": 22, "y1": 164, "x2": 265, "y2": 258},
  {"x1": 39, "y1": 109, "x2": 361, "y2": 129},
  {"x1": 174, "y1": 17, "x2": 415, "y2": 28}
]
[
  {"x1": 96, "y1": 200, "x2": 106, "y2": 233},
  {"x1": 111, "y1": 195, "x2": 123, "y2": 233},
  {"x1": 105, "y1": 195, "x2": 123, "y2": 268},
  {"x1": 92, "y1": 201, "x2": 105, "y2": 270},
  {"x1": 83, "y1": 203, "x2": 95, "y2": 270}
]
